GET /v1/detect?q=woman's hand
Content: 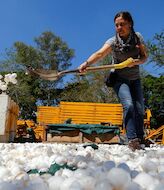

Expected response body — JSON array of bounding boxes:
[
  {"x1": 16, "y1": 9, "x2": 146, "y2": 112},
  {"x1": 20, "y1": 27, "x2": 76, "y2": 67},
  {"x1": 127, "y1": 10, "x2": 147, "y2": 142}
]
[
  {"x1": 78, "y1": 61, "x2": 88, "y2": 72},
  {"x1": 127, "y1": 59, "x2": 140, "y2": 67},
  {"x1": 127, "y1": 43, "x2": 148, "y2": 68}
]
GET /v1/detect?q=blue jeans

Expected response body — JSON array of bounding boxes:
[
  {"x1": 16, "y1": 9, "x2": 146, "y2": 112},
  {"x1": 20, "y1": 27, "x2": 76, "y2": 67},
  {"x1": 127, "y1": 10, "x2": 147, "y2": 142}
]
[{"x1": 113, "y1": 78, "x2": 144, "y2": 140}]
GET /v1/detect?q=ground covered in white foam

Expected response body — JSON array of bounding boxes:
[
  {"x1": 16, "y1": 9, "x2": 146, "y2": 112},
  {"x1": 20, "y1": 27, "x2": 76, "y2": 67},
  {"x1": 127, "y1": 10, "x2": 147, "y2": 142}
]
[{"x1": 0, "y1": 143, "x2": 163, "y2": 190}]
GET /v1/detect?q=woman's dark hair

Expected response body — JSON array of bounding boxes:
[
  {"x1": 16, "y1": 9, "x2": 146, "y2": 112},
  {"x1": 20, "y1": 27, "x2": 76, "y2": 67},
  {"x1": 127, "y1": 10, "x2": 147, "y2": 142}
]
[{"x1": 114, "y1": 11, "x2": 134, "y2": 28}]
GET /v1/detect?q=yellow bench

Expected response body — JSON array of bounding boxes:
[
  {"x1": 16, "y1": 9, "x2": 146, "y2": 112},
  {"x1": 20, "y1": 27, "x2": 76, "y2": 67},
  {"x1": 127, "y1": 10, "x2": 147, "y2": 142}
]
[
  {"x1": 37, "y1": 101, "x2": 123, "y2": 126},
  {"x1": 37, "y1": 102, "x2": 123, "y2": 143}
]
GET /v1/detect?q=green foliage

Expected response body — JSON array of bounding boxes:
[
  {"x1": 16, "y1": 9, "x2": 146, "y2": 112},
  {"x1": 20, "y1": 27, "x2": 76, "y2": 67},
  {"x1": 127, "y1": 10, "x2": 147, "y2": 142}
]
[
  {"x1": 14, "y1": 31, "x2": 74, "y2": 70},
  {"x1": 14, "y1": 42, "x2": 40, "y2": 68},
  {"x1": 7, "y1": 71, "x2": 40, "y2": 120},
  {"x1": 1, "y1": 31, "x2": 74, "y2": 119},
  {"x1": 59, "y1": 59, "x2": 118, "y2": 104},
  {"x1": 147, "y1": 31, "x2": 164, "y2": 67},
  {"x1": 145, "y1": 30, "x2": 164, "y2": 127},
  {"x1": 142, "y1": 75, "x2": 164, "y2": 128},
  {"x1": 60, "y1": 76, "x2": 118, "y2": 103},
  {"x1": 34, "y1": 32, "x2": 74, "y2": 70},
  {"x1": 13, "y1": 31, "x2": 74, "y2": 108}
]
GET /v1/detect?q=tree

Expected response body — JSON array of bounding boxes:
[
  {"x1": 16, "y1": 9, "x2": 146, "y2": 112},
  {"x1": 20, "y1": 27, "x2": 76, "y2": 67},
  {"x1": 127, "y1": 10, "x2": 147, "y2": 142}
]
[
  {"x1": 147, "y1": 30, "x2": 164, "y2": 68},
  {"x1": 59, "y1": 56, "x2": 118, "y2": 103},
  {"x1": 1, "y1": 31, "x2": 74, "y2": 119},
  {"x1": 143, "y1": 75, "x2": 164, "y2": 128},
  {"x1": 143, "y1": 30, "x2": 164, "y2": 128}
]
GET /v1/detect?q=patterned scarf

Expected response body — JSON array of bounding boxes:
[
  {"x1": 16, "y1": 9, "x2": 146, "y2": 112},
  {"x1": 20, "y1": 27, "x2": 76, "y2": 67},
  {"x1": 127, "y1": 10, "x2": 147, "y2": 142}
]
[{"x1": 115, "y1": 32, "x2": 138, "y2": 52}]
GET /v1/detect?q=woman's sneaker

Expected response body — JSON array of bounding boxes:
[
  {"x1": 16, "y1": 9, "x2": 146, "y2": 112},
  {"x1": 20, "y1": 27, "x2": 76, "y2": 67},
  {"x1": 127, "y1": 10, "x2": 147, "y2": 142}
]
[{"x1": 128, "y1": 138, "x2": 141, "y2": 151}]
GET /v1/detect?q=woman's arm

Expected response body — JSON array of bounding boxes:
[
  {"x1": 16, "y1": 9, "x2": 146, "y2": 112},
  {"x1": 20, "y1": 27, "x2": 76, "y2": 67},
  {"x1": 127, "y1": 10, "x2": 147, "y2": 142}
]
[{"x1": 78, "y1": 43, "x2": 112, "y2": 72}]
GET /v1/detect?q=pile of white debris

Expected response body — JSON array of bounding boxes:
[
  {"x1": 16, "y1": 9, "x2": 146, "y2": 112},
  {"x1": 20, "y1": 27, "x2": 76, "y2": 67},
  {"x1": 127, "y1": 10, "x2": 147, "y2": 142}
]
[{"x1": 0, "y1": 143, "x2": 163, "y2": 190}]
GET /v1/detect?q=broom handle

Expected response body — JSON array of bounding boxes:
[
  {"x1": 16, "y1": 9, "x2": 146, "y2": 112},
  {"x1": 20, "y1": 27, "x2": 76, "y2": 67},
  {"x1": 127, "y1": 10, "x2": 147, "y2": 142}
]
[{"x1": 60, "y1": 58, "x2": 134, "y2": 75}]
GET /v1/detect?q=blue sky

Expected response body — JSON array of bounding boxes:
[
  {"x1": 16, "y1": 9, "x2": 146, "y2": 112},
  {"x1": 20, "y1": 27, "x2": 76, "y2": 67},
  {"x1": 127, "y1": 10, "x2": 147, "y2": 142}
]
[{"x1": 0, "y1": 0, "x2": 163, "y2": 77}]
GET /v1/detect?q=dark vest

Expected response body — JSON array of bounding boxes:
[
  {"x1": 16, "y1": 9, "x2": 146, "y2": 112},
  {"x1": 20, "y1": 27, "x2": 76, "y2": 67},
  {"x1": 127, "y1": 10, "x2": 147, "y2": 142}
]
[{"x1": 111, "y1": 33, "x2": 141, "y2": 80}]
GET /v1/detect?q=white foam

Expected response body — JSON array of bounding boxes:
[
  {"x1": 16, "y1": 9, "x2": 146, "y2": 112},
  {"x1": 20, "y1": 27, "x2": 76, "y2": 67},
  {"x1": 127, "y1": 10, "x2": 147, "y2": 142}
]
[{"x1": 0, "y1": 143, "x2": 163, "y2": 190}]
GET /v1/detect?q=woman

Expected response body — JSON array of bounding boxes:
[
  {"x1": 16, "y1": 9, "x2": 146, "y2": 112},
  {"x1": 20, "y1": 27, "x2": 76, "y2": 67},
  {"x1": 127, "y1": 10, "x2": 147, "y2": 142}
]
[{"x1": 78, "y1": 11, "x2": 148, "y2": 151}]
